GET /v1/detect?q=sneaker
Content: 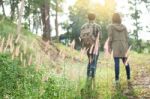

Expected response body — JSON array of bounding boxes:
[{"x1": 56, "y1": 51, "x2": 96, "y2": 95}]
[
  {"x1": 113, "y1": 79, "x2": 119, "y2": 84},
  {"x1": 113, "y1": 80, "x2": 120, "y2": 88},
  {"x1": 116, "y1": 80, "x2": 120, "y2": 84}
]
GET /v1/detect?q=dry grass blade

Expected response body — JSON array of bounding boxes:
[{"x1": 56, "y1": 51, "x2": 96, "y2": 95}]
[
  {"x1": 111, "y1": 50, "x2": 113, "y2": 59},
  {"x1": 125, "y1": 55, "x2": 130, "y2": 66},
  {"x1": 4, "y1": 34, "x2": 11, "y2": 52},
  {"x1": 89, "y1": 44, "x2": 94, "y2": 54},
  {"x1": 104, "y1": 37, "x2": 110, "y2": 58},
  {"x1": 9, "y1": 35, "x2": 14, "y2": 50},
  {"x1": 44, "y1": 41, "x2": 50, "y2": 52},
  {"x1": 125, "y1": 45, "x2": 132, "y2": 66},
  {"x1": 59, "y1": 50, "x2": 62, "y2": 56},
  {"x1": 23, "y1": 41, "x2": 27, "y2": 54},
  {"x1": 80, "y1": 47, "x2": 86, "y2": 61},
  {"x1": 79, "y1": 37, "x2": 81, "y2": 42},
  {"x1": 62, "y1": 52, "x2": 66, "y2": 60},
  {"x1": 11, "y1": 53, "x2": 14, "y2": 60},
  {"x1": 0, "y1": 38, "x2": 5, "y2": 53},
  {"x1": 35, "y1": 55, "x2": 38, "y2": 65},
  {"x1": 20, "y1": 52, "x2": 23, "y2": 62},
  {"x1": 23, "y1": 59, "x2": 26, "y2": 67},
  {"x1": 10, "y1": 44, "x2": 14, "y2": 54},
  {"x1": 15, "y1": 34, "x2": 20, "y2": 44},
  {"x1": 70, "y1": 39, "x2": 75, "y2": 49},
  {"x1": 125, "y1": 45, "x2": 132, "y2": 57},
  {"x1": 38, "y1": 54, "x2": 42, "y2": 67},
  {"x1": 48, "y1": 52, "x2": 51, "y2": 60},
  {"x1": 28, "y1": 54, "x2": 32, "y2": 65},
  {"x1": 15, "y1": 45, "x2": 20, "y2": 57}
]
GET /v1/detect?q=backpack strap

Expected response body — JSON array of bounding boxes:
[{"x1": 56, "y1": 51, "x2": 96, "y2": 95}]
[{"x1": 93, "y1": 24, "x2": 97, "y2": 37}]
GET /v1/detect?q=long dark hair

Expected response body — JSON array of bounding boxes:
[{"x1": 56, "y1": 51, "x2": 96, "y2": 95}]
[{"x1": 112, "y1": 13, "x2": 122, "y2": 24}]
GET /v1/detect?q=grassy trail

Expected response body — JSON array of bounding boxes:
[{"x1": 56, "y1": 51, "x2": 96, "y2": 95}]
[{"x1": 64, "y1": 52, "x2": 150, "y2": 99}]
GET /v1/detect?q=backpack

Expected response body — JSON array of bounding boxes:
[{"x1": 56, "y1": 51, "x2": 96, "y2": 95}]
[{"x1": 80, "y1": 24, "x2": 96, "y2": 48}]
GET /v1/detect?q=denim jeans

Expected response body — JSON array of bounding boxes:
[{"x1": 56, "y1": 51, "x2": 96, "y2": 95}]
[
  {"x1": 87, "y1": 52, "x2": 99, "y2": 78},
  {"x1": 114, "y1": 57, "x2": 130, "y2": 80}
]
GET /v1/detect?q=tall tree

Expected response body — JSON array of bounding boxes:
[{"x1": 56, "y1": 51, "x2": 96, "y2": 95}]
[
  {"x1": 24, "y1": 0, "x2": 31, "y2": 29},
  {"x1": 50, "y1": 0, "x2": 63, "y2": 40},
  {"x1": 55, "y1": 0, "x2": 59, "y2": 40},
  {"x1": 142, "y1": 0, "x2": 150, "y2": 32},
  {"x1": 128, "y1": 0, "x2": 143, "y2": 52},
  {"x1": 24, "y1": 0, "x2": 42, "y2": 33},
  {"x1": 40, "y1": 0, "x2": 51, "y2": 41},
  {"x1": 0, "y1": 0, "x2": 6, "y2": 16},
  {"x1": 10, "y1": 0, "x2": 19, "y2": 21},
  {"x1": 17, "y1": 0, "x2": 25, "y2": 34}
]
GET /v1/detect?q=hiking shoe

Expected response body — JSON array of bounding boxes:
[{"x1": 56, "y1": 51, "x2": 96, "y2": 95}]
[{"x1": 113, "y1": 80, "x2": 120, "y2": 87}]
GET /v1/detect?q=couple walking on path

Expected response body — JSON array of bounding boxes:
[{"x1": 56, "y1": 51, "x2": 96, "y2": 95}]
[{"x1": 80, "y1": 12, "x2": 131, "y2": 84}]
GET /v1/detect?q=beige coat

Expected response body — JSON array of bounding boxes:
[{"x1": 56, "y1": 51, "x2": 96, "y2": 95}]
[{"x1": 107, "y1": 24, "x2": 129, "y2": 57}]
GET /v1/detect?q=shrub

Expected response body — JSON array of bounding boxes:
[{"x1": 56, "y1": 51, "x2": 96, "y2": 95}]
[
  {"x1": 0, "y1": 53, "x2": 76, "y2": 99},
  {"x1": 0, "y1": 53, "x2": 42, "y2": 98}
]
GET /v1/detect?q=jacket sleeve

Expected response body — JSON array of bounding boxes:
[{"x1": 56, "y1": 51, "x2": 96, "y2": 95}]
[{"x1": 107, "y1": 25, "x2": 113, "y2": 50}]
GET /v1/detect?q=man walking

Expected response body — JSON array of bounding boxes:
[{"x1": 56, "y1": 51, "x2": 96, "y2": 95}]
[{"x1": 80, "y1": 13, "x2": 102, "y2": 79}]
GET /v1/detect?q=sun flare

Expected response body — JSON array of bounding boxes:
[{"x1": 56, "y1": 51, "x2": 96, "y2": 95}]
[{"x1": 90, "y1": 0, "x2": 105, "y2": 5}]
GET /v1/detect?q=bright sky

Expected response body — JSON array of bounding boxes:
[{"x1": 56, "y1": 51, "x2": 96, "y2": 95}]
[
  {"x1": 63, "y1": 0, "x2": 150, "y2": 41},
  {"x1": 0, "y1": 0, "x2": 149, "y2": 40}
]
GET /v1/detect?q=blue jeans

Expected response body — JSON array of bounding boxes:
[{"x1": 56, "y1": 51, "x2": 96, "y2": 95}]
[
  {"x1": 87, "y1": 52, "x2": 99, "y2": 78},
  {"x1": 114, "y1": 57, "x2": 130, "y2": 80}
]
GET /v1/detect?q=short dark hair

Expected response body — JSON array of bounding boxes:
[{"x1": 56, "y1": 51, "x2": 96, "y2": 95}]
[
  {"x1": 112, "y1": 13, "x2": 122, "y2": 24},
  {"x1": 88, "y1": 13, "x2": 96, "y2": 21}
]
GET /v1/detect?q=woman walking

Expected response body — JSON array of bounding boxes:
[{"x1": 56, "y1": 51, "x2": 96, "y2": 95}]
[{"x1": 107, "y1": 13, "x2": 131, "y2": 83}]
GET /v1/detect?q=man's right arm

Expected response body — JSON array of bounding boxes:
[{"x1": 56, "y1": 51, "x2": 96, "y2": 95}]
[{"x1": 96, "y1": 25, "x2": 102, "y2": 40}]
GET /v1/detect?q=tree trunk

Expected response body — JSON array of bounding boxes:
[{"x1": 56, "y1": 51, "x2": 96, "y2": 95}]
[
  {"x1": 55, "y1": 0, "x2": 59, "y2": 40},
  {"x1": 10, "y1": 0, "x2": 15, "y2": 21},
  {"x1": 40, "y1": 0, "x2": 51, "y2": 41},
  {"x1": 16, "y1": 0, "x2": 25, "y2": 34},
  {"x1": 17, "y1": 4, "x2": 19, "y2": 19},
  {"x1": 0, "y1": 0, "x2": 6, "y2": 16}
]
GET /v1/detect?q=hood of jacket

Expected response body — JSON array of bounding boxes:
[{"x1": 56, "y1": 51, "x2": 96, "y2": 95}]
[{"x1": 111, "y1": 24, "x2": 126, "y2": 32}]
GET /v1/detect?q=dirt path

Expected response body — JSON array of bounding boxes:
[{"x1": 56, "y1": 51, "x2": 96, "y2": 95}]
[
  {"x1": 123, "y1": 58, "x2": 150, "y2": 99},
  {"x1": 133, "y1": 64, "x2": 150, "y2": 99}
]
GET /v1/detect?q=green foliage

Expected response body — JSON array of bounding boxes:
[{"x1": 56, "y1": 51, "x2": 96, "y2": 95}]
[
  {"x1": 0, "y1": 53, "x2": 76, "y2": 99},
  {"x1": 0, "y1": 16, "x2": 34, "y2": 38},
  {"x1": 42, "y1": 76, "x2": 76, "y2": 99},
  {"x1": 0, "y1": 53, "x2": 21, "y2": 98},
  {"x1": 128, "y1": 0, "x2": 144, "y2": 53},
  {"x1": 129, "y1": 38, "x2": 150, "y2": 53},
  {"x1": 0, "y1": 16, "x2": 15, "y2": 37},
  {"x1": 0, "y1": 53, "x2": 42, "y2": 98}
]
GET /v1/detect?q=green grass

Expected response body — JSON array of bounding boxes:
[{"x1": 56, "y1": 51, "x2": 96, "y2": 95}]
[{"x1": 61, "y1": 51, "x2": 150, "y2": 99}]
